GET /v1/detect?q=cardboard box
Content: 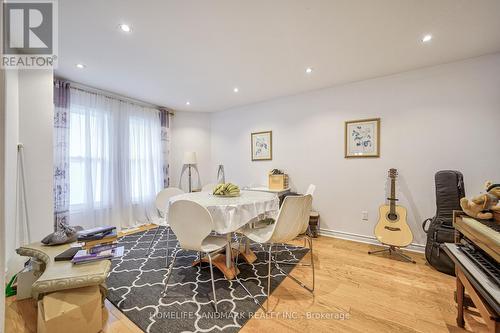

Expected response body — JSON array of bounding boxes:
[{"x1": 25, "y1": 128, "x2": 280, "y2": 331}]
[
  {"x1": 37, "y1": 286, "x2": 102, "y2": 333},
  {"x1": 268, "y1": 174, "x2": 289, "y2": 190}
]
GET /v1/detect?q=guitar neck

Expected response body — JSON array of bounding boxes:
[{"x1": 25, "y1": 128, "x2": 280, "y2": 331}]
[{"x1": 389, "y1": 177, "x2": 396, "y2": 213}]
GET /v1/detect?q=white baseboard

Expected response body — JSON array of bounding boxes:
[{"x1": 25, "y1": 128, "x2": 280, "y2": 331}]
[{"x1": 319, "y1": 228, "x2": 425, "y2": 253}]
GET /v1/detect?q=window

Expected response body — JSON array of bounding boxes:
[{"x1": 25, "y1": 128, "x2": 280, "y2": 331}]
[
  {"x1": 129, "y1": 116, "x2": 159, "y2": 202},
  {"x1": 69, "y1": 107, "x2": 109, "y2": 208},
  {"x1": 67, "y1": 87, "x2": 164, "y2": 228}
]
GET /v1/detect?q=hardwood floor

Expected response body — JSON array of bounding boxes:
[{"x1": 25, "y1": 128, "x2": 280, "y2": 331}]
[{"x1": 4, "y1": 235, "x2": 488, "y2": 333}]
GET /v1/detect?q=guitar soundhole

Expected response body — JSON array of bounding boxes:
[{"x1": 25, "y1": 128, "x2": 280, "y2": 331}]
[{"x1": 388, "y1": 213, "x2": 399, "y2": 221}]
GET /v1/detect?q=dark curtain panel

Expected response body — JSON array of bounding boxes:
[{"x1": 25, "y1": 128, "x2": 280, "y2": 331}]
[{"x1": 53, "y1": 80, "x2": 70, "y2": 230}]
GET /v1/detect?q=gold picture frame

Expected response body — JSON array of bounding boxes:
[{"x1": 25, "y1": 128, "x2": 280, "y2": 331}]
[
  {"x1": 251, "y1": 131, "x2": 272, "y2": 161},
  {"x1": 344, "y1": 118, "x2": 380, "y2": 158}
]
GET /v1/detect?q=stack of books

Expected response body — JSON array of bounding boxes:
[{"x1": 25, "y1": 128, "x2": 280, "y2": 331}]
[
  {"x1": 72, "y1": 226, "x2": 124, "y2": 265},
  {"x1": 77, "y1": 226, "x2": 117, "y2": 249},
  {"x1": 72, "y1": 246, "x2": 124, "y2": 265}
]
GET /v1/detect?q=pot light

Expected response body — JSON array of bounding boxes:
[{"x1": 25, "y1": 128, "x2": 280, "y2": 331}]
[
  {"x1": 233, "y1": 87, "x2": 239, "y2": 93},
  {"x1": 119, "y1": 24, "x2": 131, "y2": 33},
  {"x1": 186, "y1": 101, "x2": 191, "y2": 106},
  {"x1": 305, "y1": 67, "x2": 313, "y2": 74},
  {"x1": 421, "y1": 34, "x2": 432, "y2": 43},
  {"x1": 75, "y1": 63, "x2": 86, "y2": 69}
]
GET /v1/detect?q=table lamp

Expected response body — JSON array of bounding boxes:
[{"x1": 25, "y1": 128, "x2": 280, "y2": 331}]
[{"x1": 183, "y1": 152, "x2": 197, "y2": 192}]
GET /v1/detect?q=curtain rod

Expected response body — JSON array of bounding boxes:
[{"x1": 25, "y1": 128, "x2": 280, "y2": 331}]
[{"x1": 56, "y1": 78, "x2": 175, "y2": 115}]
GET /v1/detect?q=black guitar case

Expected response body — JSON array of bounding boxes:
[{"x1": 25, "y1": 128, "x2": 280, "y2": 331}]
[{"x1": 422, "y1": 170, "x2": 465, "y2": 276}]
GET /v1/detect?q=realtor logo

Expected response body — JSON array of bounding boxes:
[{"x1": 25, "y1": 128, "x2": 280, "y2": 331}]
[{"x1": 2, "y1": 0, "x2": 57, "y2": 68}]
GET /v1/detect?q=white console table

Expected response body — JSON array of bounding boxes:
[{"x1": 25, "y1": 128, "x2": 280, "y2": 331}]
[{"x1": 243, "y1": 186, "x2": 291, "y2": 196}]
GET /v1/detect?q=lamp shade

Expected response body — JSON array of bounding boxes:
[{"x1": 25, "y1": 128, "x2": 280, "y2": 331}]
[{"x1": 183, "y1": 152, "x2": 197, "y2": 165}]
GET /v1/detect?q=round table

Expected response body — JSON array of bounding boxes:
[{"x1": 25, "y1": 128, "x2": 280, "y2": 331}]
[
  {"x1": 169, "y1": 190, "x2": 280, "y2": 278},
  {"x1": 169, "y1": 190, "x2": 279, "y2": 234}
]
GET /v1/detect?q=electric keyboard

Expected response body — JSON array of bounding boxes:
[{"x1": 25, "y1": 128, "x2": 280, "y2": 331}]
[{"x1": 442, "y1": 213, "x2": 499, "y2": 331}]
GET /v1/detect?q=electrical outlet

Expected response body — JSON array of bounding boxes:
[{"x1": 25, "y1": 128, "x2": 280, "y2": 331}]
[{"x1": 362, "y1": 211, "x2": 369, "y2": 221}]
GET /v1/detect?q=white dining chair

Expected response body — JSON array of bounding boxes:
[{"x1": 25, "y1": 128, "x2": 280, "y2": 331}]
[
  {"x1": 303, "y1": 183, "x2": 316, "y2": 241},
  {"x1": 162, "y1": 200, "x2": 227, "y2": 312},
  {"x1": 305, "y1": 184, "x2": 316, "y2": 196},
  {"x1": 202, "y1": 183, "x2": 218, "y2": 192},
  {"x1": 234, "y1": 194, "x2": 314, "y2": 312},
  {"x1": 282, "y1": 183, "x2": 315, "y2": 245},
  {"x1": 146, "y1": 187, "x2": 185, "y2": 255},
  {"x1": 275, "y1": 186, "x2": 315, "y2": 265}
]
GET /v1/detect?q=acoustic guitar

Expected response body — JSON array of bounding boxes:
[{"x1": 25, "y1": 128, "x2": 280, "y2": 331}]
[{"x1": 374, "y1": 168, "x2": 413, "y2": 247}]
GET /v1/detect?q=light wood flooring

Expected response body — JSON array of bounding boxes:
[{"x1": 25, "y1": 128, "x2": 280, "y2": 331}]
[{"x1": 5, "y1": 231, "x2": 488, "y2": 333}]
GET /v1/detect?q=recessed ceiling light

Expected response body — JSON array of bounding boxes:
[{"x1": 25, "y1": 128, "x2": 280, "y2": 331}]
[
  {"x1": 119, "y1": 24, "x2": 131, "y2": 33},
  {"x1": 186, "y1": 101, "x2": 190, "y2": 105},
  {"x1": 75, "y1": 63, "x2": 86, "y2": 69},
  {"x1": 421, "y1": 34, "x2": 432, "y2": 43},
  {"x1": 305, "y1": 67, "x2": 313, "y2": 74},
  {"x1": 233, "y1": 87, "x2": 239, "y2": 93}
]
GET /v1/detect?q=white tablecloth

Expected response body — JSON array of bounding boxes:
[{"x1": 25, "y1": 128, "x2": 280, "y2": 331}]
[{"x1": 169, "y1": 190, "x2": 279, "y2": 234}]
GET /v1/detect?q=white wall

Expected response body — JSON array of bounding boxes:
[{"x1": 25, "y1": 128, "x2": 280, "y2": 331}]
[
  {"x1": 18, "y1": 70, "x2": 54, "y2": 240},
  {"x1": 211, "y1": 54, "x2": 500, "y2": 247},
  {"x1": 170, "y1": 111, "x2": 212, "y2": 191},
  {"x1": 1, "y1": 67, "x2": 6, "y2": 333},
  {"x1": 4, "y1": 69, "x2": 20, "y2": 273},
  {"x1": 4, "y1": 69, "x2": 54, "y2": 275}
]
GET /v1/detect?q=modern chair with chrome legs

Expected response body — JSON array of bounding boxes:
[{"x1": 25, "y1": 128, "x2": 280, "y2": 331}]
[
  {"x1": 276, "y1": 183, "x2": 316, "y2": 262},
  {"x1": 162, "y1": 200, "x2": 227, "y2": 312},
  {"x1": 264, "y1": 183, "x2": 316, "y2": 263},
  {"x1": 234, "y1": 194, "x2": 314, "y2": 312},
  {"x1": 146, "y1": 187, "x2": 184, "y2": 256}
]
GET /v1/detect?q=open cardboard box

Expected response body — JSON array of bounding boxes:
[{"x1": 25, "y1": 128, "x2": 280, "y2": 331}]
[{"x1": 37, "y1": 285, "x2": 102, "y2": 333}]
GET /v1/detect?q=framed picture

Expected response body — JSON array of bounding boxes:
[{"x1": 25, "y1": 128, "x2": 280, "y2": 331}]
[
  {"x1": 251, "y1": 131, "x2": 272, "y2": 161},
  {"x1": 344, "y1": 118, "x2": 380, "y2": 158}
]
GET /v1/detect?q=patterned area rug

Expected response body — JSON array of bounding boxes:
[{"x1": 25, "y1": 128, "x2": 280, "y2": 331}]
[{"x1": 106, "y1": 226, "x2": 309, "y2": 333}]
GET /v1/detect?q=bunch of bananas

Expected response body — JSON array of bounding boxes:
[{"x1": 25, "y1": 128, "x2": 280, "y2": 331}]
[{"x1": 213, "y1": 183, "x2": 240, "y2": 196}]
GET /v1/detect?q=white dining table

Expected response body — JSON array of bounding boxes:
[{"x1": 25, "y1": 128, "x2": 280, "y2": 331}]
[{"x1": 169, "y1": 190, "x2": 280, "y2": 278}]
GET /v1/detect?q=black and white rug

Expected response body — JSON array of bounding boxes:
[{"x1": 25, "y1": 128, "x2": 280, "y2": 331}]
[{"x1": 106, "y1": 226, "x2": 309, "y2": 333}]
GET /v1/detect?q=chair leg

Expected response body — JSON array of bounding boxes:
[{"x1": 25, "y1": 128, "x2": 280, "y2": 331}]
[
  {"x1": 146, "y1": 225, "x2": 161, "y2": 256},
  {"x1": 207, "y1": 253, "x2": 219, "y2": 312},
  {"x1": 165, "y1": 226, "x2": 171, "y2": 268},
  {"x1": 162, "y1": 249, "x2": 178, "y2": 297},
  {"x1": 307, "y1": 236, "x2": 315, "y2": 292},
  {"x1": 274, "y1": 236, "x2": 312, "y2": 267},
  {"x1": 267, "y1": 243, "x2": 273, "y2": 313},
  {"x1": 273, "y1": 237, "x2": 314, "y2": 294}
]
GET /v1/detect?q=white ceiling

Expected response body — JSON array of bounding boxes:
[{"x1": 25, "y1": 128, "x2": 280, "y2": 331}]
[{"x1": 56, "y1": 0, "x2": 500, "y2": 112}]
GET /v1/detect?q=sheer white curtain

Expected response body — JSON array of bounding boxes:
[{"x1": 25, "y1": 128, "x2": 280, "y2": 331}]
[{"x1": 69, "y1": 88, "x2": 163, "y2": 229}]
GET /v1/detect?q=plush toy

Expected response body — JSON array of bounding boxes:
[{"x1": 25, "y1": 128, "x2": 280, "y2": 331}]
[{"x1": 460, "y1": 181, "x2": 500, "y2": 220}]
